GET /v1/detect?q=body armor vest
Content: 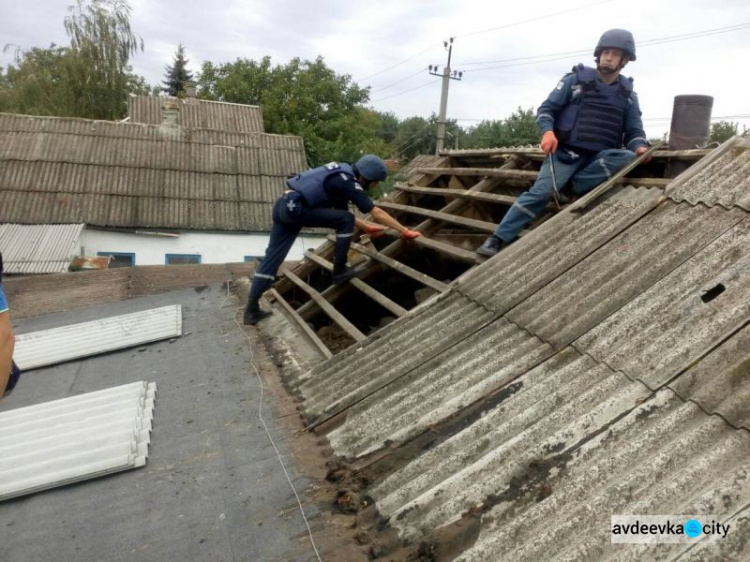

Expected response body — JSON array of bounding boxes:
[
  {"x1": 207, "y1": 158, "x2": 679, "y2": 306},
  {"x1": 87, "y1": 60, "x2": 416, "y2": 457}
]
[{"x1": 555, "y1": 64, "x2": 633, "y2": 152}]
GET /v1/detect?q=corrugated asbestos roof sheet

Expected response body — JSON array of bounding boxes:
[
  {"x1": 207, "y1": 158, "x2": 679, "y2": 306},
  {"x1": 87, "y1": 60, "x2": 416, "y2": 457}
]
[
  {"x1": 294, "y1": 293, "x2": 494, "y2": 425},
  {"x1": 669, "y1": 322, "x2": 750, "y2": 430},
  {"x1": 506, "y1": 201, "x2": 748, "y2": 349},
  {"x1": 667, "y1": 136, "x2": 750, "y2": 210},
  {"x1": 279, "y1": 137, "x2": 750, "y2": 558},
  {"x1": 0, "y1": 113, "x2": 307, "y2": 231},
  {"x1": 0, "y1": 380, "x2": 155, "y2": 501},
  {"x1": 128, "y1": 96, "x2": 264, "y2": 133},
  {"x1": 455, "y1": 186, "x2": 663, "y2": 314},
  {"x1": 575, "y1": 214, "x2": 750, "y2": 390},
  {"x1": 0, "y1": 223, "x2": 83, "y2": 274},
  {"x1": 328, "y1": 317, "x2": 555, "y2": 458},
  {"x1": 14, "y1": 304, "x2": 182, "y2": 370},
  {"x1": 453, "y1": 388, "x2": 750, "y2": 562}
]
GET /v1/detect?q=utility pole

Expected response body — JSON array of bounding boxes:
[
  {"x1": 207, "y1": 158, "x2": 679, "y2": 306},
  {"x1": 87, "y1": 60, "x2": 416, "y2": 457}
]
[{"x1": 429, "y1": 37, "x2": 463, "y2": 155}]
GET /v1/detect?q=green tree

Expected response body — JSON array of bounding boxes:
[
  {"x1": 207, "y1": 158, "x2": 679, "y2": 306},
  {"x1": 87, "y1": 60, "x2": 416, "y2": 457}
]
[
  {"x1": 162, "y1": 44, "x2": 194, "y2": 97},
  {"x1": 710, "y1": 120, "x2": 743, "y2": 144},
  {"x1": 391, "y1": 114, "x2": 462, "y2": 159},
  {"x1": 462, "y1": 107, "x2": 539, "y2": 149},
  {"x1": 64, "y1": 0, "x2": 144, "y2": 119},
  {"x1": 197, "y1": 55, "x2": 379, "y2": 165},
  {"x1": 0, "y1": 0, "x2": 147, "y2": 119}
]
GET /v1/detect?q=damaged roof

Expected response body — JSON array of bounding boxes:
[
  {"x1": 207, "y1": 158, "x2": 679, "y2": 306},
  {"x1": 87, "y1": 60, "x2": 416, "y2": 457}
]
[
  {"x1": 267, "y1": 136, "x2": 750, "y2": 560},
  {"x1": 0, "y1": 112, "x2": 307, "y2": 231}
]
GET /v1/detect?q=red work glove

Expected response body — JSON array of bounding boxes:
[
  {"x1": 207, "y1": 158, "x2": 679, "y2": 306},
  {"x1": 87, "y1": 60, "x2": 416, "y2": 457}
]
[
  {"x1": 402, "y1": 229, "x2": 421, "y2": 240},
  {"x1": 635, "y1": 145, "x2": 652, "y2": 164},
  {"x1": 540, "y1": 131, "x2": 558, "y2": 155},
  {"x1": 364, "y1": 223, "x2": 387, "y2": 239},
  {"x1": 364, "y1": 224, "x2": 386, "y2": 235}
]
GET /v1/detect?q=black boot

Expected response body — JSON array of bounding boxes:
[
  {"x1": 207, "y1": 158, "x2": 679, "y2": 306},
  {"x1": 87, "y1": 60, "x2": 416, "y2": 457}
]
[
  {"x1": 243, "y1": 297, "x2": 272, "y2": 325},
  {"x1": 331, "y1": 264, "x2": 366, "y2": 286},
  {"x1": 476, "y1": 235, "x2": 507, "y2": 257}
]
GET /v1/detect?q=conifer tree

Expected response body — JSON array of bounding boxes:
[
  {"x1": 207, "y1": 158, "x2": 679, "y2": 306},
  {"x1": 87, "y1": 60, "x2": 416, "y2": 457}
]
[{"x1": 162, "y1": 44, "x2": 193, "y2": 97}]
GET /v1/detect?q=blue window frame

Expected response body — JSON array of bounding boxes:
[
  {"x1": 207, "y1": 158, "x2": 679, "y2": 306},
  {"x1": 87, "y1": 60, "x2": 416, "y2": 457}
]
[
  {"x1": 165, "y1": 253, "x2": 201, "y2": 265},
  {"x1": 97, "y1": 252, "x2": 135, "y2": 268}
]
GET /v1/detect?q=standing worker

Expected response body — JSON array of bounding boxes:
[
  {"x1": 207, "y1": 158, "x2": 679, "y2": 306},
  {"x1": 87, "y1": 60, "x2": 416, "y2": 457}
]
[
  {"x1": 244, "y1": 155, "x2": 421, "y2": 325},
  {"x1": 477, "y1": 29, "x2": 650, "y2": 257},
  {"x1": 0, "y1": 252, "x2": 19, "y2": 399}
]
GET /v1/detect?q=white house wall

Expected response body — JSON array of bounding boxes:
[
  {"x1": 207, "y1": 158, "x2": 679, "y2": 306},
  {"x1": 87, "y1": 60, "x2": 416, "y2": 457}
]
[{"x1": 79, "y1": 229, "x2": 324, "y2": 266}]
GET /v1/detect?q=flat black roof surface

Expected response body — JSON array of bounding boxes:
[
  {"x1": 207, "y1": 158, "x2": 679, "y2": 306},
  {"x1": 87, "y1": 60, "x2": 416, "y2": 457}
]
[{"x1": 0, "y1": 284, "x2": 319, "y2": 562}]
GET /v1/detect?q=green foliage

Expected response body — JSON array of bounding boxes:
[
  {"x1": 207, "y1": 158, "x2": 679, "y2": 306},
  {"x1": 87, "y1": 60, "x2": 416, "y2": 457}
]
[
  {"x1": 709, "y1": 120, "x2": 749, "y2": 144},
  {"x1": 390, "y1": 114, "x2": 461, "y2": 160},
  {"x1": 197, "y1": 55, "x2": 383, "y2": 166},
  {"x1": 162, "y1": 44, "x2": 194, "y2": 97},
  {"x1": 0, "y1": 0, "x2": 148, "y2": 120},
  {"x1": 461, "y1": 107, "x2": 539, "y2": 149}
]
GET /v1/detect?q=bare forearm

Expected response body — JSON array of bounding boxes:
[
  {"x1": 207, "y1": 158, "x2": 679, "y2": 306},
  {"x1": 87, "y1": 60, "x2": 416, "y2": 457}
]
[{"x1": 370, "y1": 206, "x2": 409, "y2": 234}]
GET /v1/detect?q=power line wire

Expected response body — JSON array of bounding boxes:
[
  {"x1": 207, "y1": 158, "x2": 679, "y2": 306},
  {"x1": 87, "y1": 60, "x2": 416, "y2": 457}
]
[
  {"x1": 370, "y1": 79, "x2": 438, "y2": 102},
  {"x1": 354, "y1": 0, "x2": 615, "y2": 86},
  {"x1": 455, "y1": 0, "x2": 615, "y2": 40},
  {"x1": 370, "y1": 68, "x2": 427, "y2": 94},
  {"x1": 461, "y1": 22, "x2": 750, "y2": 73}
]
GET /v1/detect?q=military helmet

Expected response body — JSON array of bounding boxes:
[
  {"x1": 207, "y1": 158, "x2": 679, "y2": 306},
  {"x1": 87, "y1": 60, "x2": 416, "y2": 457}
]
[
  {"x1": 355, "y1": 154, "x2": 388, "y2": 182},
  {"x1": 594, "y1": 29, "x2": 636, "y2": 61}
]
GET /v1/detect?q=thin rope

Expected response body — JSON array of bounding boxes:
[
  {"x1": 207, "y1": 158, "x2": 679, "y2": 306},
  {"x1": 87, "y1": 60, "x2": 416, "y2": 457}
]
[{"x1": 232, "y1": 308, "x2": 323, "y2": 562}]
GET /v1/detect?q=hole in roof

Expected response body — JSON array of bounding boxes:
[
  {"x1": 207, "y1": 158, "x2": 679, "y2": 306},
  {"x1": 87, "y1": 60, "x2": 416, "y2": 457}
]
[{"x1": 701, "y1": 283, "x2": 725, "y2": 303}]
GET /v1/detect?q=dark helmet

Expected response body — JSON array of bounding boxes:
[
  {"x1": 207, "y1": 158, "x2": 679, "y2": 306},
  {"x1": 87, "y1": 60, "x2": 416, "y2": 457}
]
[
  {"x1": 355, "y1": 154, "x2": 388, "y2": 182},
  {"x1": 594, "y1": 29, "x2": 636, "y2": 61}
]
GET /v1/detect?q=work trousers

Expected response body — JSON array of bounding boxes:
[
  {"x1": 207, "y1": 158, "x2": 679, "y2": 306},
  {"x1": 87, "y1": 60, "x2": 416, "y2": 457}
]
[
  {"x1": 495, "y1": 148, "x2": 636, "y2": 242},
  {"x1": 248, "y1": 194, "x2": 356, "y2": 299}
]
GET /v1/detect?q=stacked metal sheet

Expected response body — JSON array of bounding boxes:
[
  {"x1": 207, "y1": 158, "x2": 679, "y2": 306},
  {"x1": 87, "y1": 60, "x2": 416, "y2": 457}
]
[{"x1": 0, "y1": 381, "x2": 156, "y2": 501}]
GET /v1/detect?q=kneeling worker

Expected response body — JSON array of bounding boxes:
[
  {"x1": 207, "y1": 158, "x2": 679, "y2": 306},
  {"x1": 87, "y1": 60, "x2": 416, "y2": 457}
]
[{"x1": 244, "y1": 155, "x2": 421, "y2": 325}]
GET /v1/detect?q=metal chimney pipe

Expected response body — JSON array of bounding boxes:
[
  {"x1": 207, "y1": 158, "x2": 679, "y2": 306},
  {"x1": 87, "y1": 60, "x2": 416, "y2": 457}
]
[{"x1": 665, "y1": 95, "x2": 713, "y2": 178}]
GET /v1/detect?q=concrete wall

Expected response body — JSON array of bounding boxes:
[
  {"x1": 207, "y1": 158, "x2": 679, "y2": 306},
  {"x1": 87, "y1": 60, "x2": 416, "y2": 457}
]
[
  {"x1": 79, "y1": 229, "x2": 325, "y2": 266},
  {"x1": 3, "y1": 262, "x2": 270, "y2": 319}
]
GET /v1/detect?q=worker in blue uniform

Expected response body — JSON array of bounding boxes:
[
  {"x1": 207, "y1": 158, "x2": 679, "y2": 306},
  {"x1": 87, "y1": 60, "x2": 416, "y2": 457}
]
[
  {"x1": 244, "y1": 155, "x2": 421, "y2": 325},
  {"x1": 477, "y1": 29, "x2": 650, "y2": 257}
]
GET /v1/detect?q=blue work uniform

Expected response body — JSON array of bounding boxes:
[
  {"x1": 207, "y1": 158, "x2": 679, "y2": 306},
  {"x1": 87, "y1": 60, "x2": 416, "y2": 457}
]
[
  {"x1": 0, "y1": 252, "x2": 21, "y2": 395},
  {"x1": 248, "y1": 163, "x2": 375, "y2": 300},
  {"x1": 495, "y1": 66, "x2": 648, "y2": 242}
]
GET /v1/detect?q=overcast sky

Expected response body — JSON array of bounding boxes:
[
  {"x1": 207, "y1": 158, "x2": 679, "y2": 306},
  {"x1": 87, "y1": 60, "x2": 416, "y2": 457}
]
[{"x1": 2, "y1": 0, "x2": 749, "y2": 141}]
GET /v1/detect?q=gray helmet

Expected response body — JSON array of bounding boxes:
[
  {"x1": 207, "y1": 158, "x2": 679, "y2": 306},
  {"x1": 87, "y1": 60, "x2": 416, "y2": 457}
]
[
  {"x1": 355, "y1": 154, "x2": 388, "y2": 182},
  {"x1": 594, "y1": 29, "x2": 636, "y2": 61}
]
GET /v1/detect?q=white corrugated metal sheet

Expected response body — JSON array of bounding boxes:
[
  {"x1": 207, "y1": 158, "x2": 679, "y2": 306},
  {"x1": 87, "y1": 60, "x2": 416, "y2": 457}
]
[
  {"x1": 0, "y1": 223, "x2": 84, "y2": 274},
  {"x1": 0, "y1": 381, "x2": 156, "y2": 501},
  {"x1": 14, "y1": 304, "x2": 182, "y2": 370}
]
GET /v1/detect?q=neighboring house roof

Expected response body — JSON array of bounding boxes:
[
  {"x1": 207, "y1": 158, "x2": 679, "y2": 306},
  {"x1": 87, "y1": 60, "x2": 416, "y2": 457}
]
[
  {"x1": 0, "y1": 223, "x2": 84, "y2": 274},
  {"x1": 277, "y1": 136, "x2": 750, "y2": 559},
  {"x1": 0, "y1": 113, "x2": 307, "y2": 231},
  {"x1": 128, "y1": 95, "x2": 265, "y2": 133}
]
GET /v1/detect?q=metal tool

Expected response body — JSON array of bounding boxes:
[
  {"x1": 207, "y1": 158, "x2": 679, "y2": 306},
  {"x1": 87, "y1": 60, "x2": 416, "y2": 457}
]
[{"x1": 549, "y1": 155, "x2": 563, "y2": 211}]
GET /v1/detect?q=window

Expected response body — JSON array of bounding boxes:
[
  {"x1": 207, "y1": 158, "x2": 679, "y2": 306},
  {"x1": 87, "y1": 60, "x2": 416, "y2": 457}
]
[
  {"x1": 165, "y1": 254, "x2": 201, "y2": 265},
  {"x1": 97, "y1": 252, "x2": 135, "y2": 268},
  {"x1": 243, "y1": 256, "x2": 261, "y2": 263}
]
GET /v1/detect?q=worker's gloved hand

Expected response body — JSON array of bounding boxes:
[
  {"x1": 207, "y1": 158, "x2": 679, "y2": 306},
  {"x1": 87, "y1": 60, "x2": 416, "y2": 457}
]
[
  {"x1": 402, "y1": 229, "x2": 421, "y2": 240},
  {"x1": 363, "y1": 223, "x2": 387, "y2": 239},
  {"x1": 364, "y1": 224, "x2": 387, "y2": 234},
  {"x1": 635, "y1": 145, "x2": 652, "y2": 164},
  {"x1": 540, "y1": 131, "x2": 558, "y2": 155}
]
